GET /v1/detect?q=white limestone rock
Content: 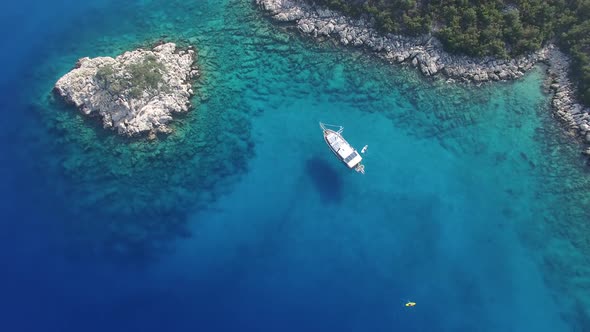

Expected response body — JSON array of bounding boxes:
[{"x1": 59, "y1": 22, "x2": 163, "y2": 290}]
[{"x1": 54, "y1": 42, "x2": 198, "y2": 137}]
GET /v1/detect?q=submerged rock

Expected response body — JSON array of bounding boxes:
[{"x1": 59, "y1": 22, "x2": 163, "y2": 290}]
[{"x1": 54, "y1": 43, "x2": 199, "y2": 137}]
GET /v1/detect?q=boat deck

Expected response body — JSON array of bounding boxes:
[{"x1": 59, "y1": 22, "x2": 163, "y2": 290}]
[{"x1": 324, "y1": 130, "x2": 363, "y2": 168}]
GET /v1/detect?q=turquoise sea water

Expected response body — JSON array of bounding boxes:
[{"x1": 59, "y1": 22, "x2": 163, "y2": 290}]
[{"x1": 3, "y1": 0, "x2": 590, "y2": 331}]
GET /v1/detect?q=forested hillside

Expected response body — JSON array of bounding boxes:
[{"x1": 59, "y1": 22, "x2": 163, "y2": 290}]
[{"x1": 312, "y1": 0, "x2": 590, "y2": 106}]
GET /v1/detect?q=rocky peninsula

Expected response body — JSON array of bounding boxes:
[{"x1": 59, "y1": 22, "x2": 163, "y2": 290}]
[
  {"x1": 256, "y1": 0, "x2": 590, "y2": 151},
  {"x1": 54, "y1": 42, "x2": 199, "y2": 137}
]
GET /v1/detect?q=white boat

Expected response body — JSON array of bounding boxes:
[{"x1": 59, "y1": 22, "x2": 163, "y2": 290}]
[{"x1": 320, "y1": 122, "x2": 365, "y2": 174}]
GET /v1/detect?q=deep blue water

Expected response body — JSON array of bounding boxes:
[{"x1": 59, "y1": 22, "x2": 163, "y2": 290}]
[{"x1": 2, "y1": 0, "x2": 590, "y2": 331}]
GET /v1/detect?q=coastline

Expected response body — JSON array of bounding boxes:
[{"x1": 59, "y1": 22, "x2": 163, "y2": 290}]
[{"x1": 256, "y1": 0, "x2": 590, "y2": 152}]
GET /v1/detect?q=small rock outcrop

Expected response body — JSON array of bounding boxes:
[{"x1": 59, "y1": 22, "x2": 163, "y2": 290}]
[{"x1": 54, "y1": 43, "x2": 199, "y2": 137}]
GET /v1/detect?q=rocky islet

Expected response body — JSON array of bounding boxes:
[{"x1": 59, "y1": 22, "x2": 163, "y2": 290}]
[{"x1": 54, "y1": 42, "x2": 199, "y2": 137}]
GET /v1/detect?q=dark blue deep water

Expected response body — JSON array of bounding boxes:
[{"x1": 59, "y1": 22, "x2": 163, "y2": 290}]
[{"x1": 2, "y1": 0, "x2": 590, "y2": 331}]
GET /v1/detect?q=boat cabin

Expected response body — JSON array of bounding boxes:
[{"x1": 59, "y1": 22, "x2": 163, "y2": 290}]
[{"x1": 324, "y1": 130, "x2": 363, "y2": 169}]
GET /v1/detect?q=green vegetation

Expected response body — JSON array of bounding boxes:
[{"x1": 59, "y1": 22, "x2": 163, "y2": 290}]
[
  {"x1": 96, "y1": 63, "x2": 120, "y2": 92},
  {"x1": 96, "y1": 54, "x2": 166, "y2": 98},
  {"x1": 311, "y1": 0, "x2": 590, "y2": 106}
]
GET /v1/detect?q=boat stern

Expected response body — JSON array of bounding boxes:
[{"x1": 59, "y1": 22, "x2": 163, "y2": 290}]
[{"x1": 344, "y1": 151, "x2": 362, "y2": 168}]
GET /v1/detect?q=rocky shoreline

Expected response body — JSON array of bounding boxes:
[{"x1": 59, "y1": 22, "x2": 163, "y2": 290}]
[
  {"x1": 256, "y1": 0, "x2": 590, "y2": 152},
  {"x1": 54, "y1": 42, "x2": 199, "y2": 137},
  {"x1": 545, "y1": 48, "x2": 590, "y2": 149}
]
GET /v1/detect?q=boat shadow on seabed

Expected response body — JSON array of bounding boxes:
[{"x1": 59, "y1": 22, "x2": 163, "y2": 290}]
[{"x1": 305, "y1": 156, "x2": 343, "y2": 204}]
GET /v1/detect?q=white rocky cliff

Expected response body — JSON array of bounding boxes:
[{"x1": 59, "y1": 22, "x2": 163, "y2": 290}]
[{"x1": 54, "y1": 43, "x2": 199, "y2": 137}]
